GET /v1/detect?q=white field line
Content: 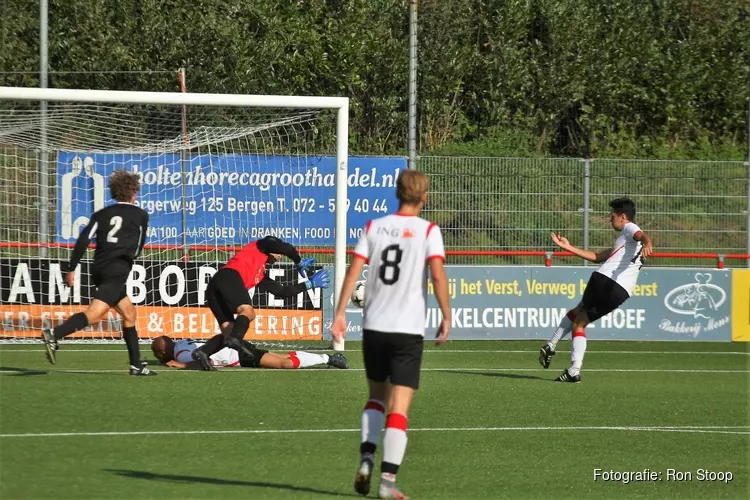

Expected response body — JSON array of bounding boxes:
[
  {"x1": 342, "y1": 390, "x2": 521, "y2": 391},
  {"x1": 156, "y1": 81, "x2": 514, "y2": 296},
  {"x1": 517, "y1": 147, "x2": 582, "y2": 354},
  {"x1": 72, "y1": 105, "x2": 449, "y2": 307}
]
[
  {"x1": 1, "y1": 425, "x2": 748, "y2": 439},
  {"x1": 1, "y1": 368, "x2": 747, "y2": 374},
  {"x1": 1, "y1": 349, "x2": 747, "y2": 355}
]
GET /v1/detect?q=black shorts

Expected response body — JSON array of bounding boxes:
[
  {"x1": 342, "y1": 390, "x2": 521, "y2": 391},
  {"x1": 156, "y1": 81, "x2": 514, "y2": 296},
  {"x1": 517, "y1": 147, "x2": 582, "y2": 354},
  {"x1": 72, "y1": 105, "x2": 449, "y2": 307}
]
[
  {"x1": 91, "y1": 259, "x2": 131, "y2": 307},
  {"x1": 206, "y1": 268, "x2": 252, "y2": 325},
  {"x1": 362, "y1": 329, "x2": 424, "y2": 390},
  {"x1": 582, "y1": 272, "x2": 630, "y2": 322},
  {"x1": 238, "y1": 341, "x2": 268, "y2": 368}
]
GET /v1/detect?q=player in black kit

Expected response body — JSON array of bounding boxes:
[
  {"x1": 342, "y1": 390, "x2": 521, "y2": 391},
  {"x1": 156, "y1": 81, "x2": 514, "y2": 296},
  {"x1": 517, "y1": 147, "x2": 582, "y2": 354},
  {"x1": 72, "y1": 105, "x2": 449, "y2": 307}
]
[{"x1": 41, "y1": 170, "x2": 155, "y2": 376}]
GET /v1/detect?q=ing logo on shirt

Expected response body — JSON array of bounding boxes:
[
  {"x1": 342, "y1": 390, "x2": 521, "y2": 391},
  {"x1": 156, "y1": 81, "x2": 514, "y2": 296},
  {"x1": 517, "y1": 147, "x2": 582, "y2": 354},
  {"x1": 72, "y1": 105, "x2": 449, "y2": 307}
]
[{"x1": 375, "y1": 227, "x2": 415, "y2": 238}]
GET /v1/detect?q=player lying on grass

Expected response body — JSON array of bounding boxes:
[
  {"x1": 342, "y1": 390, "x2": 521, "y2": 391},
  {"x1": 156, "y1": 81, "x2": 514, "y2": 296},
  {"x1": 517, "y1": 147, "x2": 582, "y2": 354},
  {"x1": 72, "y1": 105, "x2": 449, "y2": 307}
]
[
  {"x1": 539, "y1": 197, "x2": 653, "y2": 383},
  {"x1": 190, "y1": 236, "x2": 330, "y2": 371},
  {"x1": 41, "y1": 170, "x2": 155, "y2": 376},
  {"x1": 150, "y1": 335, "x2": 349, "y2": 370}
]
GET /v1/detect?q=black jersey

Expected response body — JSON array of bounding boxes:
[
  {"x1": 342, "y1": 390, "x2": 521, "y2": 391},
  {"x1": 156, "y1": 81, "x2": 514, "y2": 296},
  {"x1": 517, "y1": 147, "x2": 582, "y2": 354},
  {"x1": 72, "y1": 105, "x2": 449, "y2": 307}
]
[{"x1": 67, "y1": 203, "x2": 149, "y2": 271}]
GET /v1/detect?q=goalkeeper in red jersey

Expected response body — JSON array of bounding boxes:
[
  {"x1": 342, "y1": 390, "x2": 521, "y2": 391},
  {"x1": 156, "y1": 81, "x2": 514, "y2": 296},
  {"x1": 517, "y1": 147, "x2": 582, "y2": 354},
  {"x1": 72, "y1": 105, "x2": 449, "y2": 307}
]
[{"x1": 190, "y1": 236, "x2": 330, "y2": 371}]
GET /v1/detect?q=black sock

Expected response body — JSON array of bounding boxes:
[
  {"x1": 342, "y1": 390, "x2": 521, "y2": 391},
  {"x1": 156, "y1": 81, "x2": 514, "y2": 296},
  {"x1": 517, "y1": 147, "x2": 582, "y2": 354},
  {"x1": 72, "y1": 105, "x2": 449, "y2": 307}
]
[
  {"x1": 122, "y1": 326, "x2": 142, "y2": 366},
  {"x1": 229, "y1": 315, "x2": 251, "y2": 341},
  {"x1": 53, "y1": 312, "x2": 88, "y2": 340},
  {"x1": 381, "y1": 462, "x2": 399, "y2": 476},
  {"x1": 196, "y1": 334, "x2": 225, "y2": 356},
  {"x1": 360, "y1": 442, "x2": 376, "y2": 455}
]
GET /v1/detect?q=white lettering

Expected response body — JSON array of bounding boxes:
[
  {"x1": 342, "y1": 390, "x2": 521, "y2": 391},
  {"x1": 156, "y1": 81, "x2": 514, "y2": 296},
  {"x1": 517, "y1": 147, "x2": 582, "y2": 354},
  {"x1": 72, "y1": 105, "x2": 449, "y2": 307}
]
[{"x1": 159, "y1": 265, "x2": 185, "y2": 306}]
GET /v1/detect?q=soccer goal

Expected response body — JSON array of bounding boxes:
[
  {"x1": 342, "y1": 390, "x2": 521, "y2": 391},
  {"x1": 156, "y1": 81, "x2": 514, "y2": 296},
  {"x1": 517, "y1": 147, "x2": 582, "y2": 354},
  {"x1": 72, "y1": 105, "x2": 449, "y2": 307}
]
[{"x1": 0, "y1": 86, "x2": 348, "y2": 350}]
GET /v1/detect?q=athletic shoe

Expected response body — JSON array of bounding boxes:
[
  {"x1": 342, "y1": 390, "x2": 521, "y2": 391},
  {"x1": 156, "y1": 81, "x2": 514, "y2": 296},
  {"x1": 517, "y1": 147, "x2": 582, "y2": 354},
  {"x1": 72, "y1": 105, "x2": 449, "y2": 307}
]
[
  {"x1": 41, "y1": 328, "x2": 58, "y2": 365},
  {"x1": 327, "y1": 353, "x2": 349, "y2": 369},
  {"x1": 378, "y1": 479, "x2": 409, "y2": 500},
  {"x1": 191, "y1": 349, "x2": 217, "y2": 371},
  {"x1": 554, "y1": 369, "x2": 581, "y2": 383},
  {"x1": 354, "y1": 456, "x2": 373, "y2": 496},
  {"x1": 225, "y1": 337, "x2": 254, "y2": 362},
  {"x1": 539, "y1": 344, "x2": 555, "y2": 369},
  {"x1": 130, "y1": 362, "x2": 157, "y2": 376}
]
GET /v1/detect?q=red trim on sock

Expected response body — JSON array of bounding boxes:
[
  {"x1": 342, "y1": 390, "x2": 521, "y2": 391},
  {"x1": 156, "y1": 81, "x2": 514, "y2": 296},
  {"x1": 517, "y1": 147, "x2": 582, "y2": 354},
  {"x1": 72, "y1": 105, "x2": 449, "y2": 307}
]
[
  {"x1": 364, "y1": 400, "x2": 386, "y2": 413},
  {"x1": 566, "y1": 310, "x2": 576, "y2": 321},
  {"x1": 288, "y1": 351, "x2": 301, "y2": 368},
  {"x1": 385, "y1": 413, "x2": 408, "y2": 431},
  {"x1": 573, "y1": 331, "x2": 586, "y2": 338}
]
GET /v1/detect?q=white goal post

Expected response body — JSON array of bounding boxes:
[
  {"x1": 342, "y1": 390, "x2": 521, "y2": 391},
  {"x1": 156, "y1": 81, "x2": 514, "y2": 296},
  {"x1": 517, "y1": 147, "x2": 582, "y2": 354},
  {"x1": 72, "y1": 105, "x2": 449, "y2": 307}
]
[{"x1": 0, "y1": 86, "x2": 349, "y2": 350}]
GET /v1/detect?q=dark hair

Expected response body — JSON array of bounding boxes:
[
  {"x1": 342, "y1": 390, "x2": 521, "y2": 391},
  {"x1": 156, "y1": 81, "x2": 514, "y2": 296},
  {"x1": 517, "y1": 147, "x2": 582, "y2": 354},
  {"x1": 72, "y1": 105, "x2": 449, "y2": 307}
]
[
  {"x1": 609, "y1": 197, "x2": 636, "y2": 222},
  {"x1": 109, "y1": 169, "x2": 140, "y2": 202}
]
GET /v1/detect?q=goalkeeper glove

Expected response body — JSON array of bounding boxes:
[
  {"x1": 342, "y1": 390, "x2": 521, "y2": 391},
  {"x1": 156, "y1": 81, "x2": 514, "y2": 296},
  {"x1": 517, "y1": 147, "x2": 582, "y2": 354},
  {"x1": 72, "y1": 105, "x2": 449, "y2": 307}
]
[
  {"x1": 297, "y1": 257, "x2": 316, "y2": 278},
  {"x1": 305, "y1": 269, "x2": 331, "y2": 289}
]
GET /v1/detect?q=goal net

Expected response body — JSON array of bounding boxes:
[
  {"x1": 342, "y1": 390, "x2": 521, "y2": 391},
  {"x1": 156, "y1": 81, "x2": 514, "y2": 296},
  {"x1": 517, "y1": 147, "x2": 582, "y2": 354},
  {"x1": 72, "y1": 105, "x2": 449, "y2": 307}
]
[{"x1": 0, "y1": 87, "x2": 349, "y2": 350}]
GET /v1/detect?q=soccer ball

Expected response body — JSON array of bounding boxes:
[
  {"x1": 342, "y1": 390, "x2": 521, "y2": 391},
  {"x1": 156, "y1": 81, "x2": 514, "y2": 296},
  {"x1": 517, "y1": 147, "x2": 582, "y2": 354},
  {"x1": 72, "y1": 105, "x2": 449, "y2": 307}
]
[{"x1": 351, "y1": 281, "x2": 365, "y2": 308}]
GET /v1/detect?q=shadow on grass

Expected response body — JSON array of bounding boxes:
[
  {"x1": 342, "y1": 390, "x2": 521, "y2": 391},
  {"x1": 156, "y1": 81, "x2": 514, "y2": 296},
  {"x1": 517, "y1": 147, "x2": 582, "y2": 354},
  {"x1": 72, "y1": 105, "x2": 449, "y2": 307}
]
[
  {"x1": 0, "y1": 366, "x2": 124, "y2": 377},
  {"x1": 443, "y1": 369, "x2": 545, "y2": 381},
  {"x1": 0, "y1": 366, "x2": 49, "y2": 376},
  {"x1": 105, "y1": 469, "x2": 355, "y2": 497}
]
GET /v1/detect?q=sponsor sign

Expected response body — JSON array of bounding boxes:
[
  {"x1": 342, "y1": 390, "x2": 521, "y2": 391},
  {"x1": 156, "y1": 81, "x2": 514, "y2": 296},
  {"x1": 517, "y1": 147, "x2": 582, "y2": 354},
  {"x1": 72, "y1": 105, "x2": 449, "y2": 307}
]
[
  {"x1": 731, "y1": 269, "x2": 750, "y2": 341},
  {"x1": 57, "y1": 153, "x2": 403, "y2": 246},
  {"x1": 0, "y1": 259, "x2": 323, "y2": 340},
  {"x1": 335, "y1": 266, "x2": 733, "y2": 341}
]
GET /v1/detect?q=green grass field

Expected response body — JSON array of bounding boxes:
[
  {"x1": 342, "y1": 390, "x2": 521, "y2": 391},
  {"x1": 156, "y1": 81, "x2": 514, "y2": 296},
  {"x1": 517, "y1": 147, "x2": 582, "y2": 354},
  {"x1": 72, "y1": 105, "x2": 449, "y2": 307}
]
[{"x1": 1, "y1": 341, "x2": 748, "y2": 500}]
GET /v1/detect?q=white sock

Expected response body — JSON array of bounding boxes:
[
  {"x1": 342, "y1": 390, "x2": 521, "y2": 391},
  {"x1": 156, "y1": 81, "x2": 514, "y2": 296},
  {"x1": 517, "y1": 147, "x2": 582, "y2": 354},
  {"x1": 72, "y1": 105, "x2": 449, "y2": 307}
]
[
  {"x1": 381, "y1": 413, "x2": 408, "y2": 480},
  {"x1": 569, "y1": 332, "x2": 587, "y2": 376},
  {"x1": 361, "y1": 399, "x2": 385, "y2": 454},
  {"x1": 548, "y1": 311, "x2": 574, "y2": 349},
  {"x1": 288, "y1": 351, "x2": 329, "y2": 368}
]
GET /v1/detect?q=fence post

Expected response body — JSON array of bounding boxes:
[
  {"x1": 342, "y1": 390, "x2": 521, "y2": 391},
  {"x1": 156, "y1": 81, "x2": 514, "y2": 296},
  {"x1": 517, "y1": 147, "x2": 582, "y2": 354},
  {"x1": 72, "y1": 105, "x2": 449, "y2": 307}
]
[
  {"x1": 407, "y1": 0, "x2": 418, "y2": 170},
  {"x1": 582, "y1": 158, "x2": 591, "y2": 266},
  {"x1": 545, "y1": 251, "x2": 552, "y2": 267}
]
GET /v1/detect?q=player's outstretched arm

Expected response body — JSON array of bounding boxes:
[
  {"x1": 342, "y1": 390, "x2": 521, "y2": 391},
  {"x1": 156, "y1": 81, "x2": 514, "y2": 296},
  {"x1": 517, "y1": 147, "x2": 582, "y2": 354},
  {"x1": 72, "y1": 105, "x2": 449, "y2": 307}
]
[
  {"x1": 332, "y1": 256, "x2": 367, "y2": 344},
  {"x1": 257, "y1": 269, "x2": 330, "y2": 299},
  {"x1": 429, "y1": 257, "x2": 451, "y2": 345},
  {"x1": 551, "y1": 232, "x2": 609, "y2": 263}
]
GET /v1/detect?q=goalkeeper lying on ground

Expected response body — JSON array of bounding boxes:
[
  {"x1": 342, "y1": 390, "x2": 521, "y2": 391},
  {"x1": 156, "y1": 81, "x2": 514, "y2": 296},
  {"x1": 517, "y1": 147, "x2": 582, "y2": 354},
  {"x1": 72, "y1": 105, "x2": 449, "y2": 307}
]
[{"x1": 151, "y1": 334, "x2": 349, "y2": 370}]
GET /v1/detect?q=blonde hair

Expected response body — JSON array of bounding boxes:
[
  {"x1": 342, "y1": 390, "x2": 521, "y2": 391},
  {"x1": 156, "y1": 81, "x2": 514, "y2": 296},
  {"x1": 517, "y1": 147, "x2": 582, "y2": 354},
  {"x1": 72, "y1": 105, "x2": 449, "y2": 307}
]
[
  {"x1": 396, "y1": 169, "x2": 429, "y2": 205},
  {"x1": 109, "y1": 169, "x2": 141, "y2": 202}
]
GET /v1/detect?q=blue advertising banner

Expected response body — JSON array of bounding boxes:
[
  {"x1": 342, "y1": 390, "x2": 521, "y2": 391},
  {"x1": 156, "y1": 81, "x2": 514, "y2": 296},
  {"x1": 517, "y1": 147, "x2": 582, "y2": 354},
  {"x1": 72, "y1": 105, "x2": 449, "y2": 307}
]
[
  {"x1": 333, "y1": 266, "x2": 733, "y2": 341},
  {"x1": 56, "y1": 153, "x2": 403, "y2": 246}
]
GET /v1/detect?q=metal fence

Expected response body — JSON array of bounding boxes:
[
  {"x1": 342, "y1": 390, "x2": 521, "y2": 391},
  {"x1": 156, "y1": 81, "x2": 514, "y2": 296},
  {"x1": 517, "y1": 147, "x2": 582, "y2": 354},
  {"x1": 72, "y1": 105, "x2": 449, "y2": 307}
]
[
  {"x1": 1, "y1": 150, "x2": 748, "y2": 267},
  {"x1": 419, "y1": 156, "x2": 749, "y2": 267}
]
